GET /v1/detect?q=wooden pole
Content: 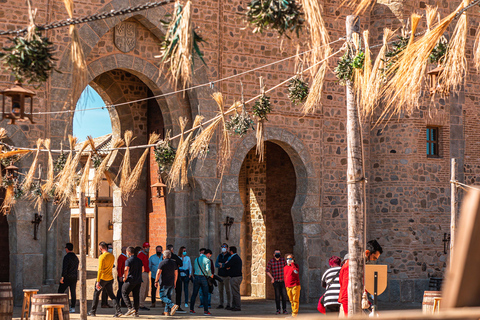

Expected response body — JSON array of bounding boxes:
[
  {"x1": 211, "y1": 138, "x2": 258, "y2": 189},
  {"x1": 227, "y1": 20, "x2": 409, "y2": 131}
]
[
  {"x1": 345, "y1": 15, "x2": 365, "y2": 316},
  {"x1": 79, "y1": 192, "x2": 87, "y2": 320},
  {"x1": 450, "y1": 158, "x2": 457, "y2": 267}
]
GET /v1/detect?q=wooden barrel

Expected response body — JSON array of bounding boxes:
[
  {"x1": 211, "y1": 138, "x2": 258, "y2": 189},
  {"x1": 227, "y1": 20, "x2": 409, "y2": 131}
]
[
  {"x1": 422, "y1": 291, "x2": 442, "y2": 314},
  {"x1": 31, "y1": 294, "x2": 69, "y2": 320},
  {"x1": 0, "y1": 283, "x2": 13, "y2": 320}
]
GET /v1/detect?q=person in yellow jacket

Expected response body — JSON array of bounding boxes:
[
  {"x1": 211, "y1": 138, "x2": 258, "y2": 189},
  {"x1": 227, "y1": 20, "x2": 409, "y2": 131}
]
[{"x1": 88, "y1": 242, "x2": 122, "y2": 317}]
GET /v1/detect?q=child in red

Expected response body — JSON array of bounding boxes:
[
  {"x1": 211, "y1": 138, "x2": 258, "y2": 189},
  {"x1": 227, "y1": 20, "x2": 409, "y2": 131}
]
[{"x1": 284, "y1": 254, "x2": 300, "y2": 317}]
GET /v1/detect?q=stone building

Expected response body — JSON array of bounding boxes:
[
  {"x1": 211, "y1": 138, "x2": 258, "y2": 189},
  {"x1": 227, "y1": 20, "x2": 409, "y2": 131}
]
[{"x1": 0, "y1": 0, "x2": 475, "y2": 305}]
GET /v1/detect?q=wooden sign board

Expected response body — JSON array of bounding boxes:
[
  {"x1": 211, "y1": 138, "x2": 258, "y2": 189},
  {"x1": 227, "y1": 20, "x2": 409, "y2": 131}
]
[
  {"x1": 365, "y1": 264, "x2": 388, "y2": 295},
  {"x1": 442, "y1": 189, "x2": 480, "y2": 309}
]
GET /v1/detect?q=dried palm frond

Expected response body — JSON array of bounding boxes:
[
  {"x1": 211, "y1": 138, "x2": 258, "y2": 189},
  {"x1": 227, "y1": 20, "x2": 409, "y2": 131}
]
[
  {"x1": 79, "y1": 152, "x2": 92, "y2": 194},
  {"x1": 119, "y1": 131, "x2": 134, "y2": 191},
  {"x1": 56, "y1": 140, "x2": 88, "y2": 205},
  {"x1": 379, "y1": 7, "x2": 463, "y2": 122},
  {"x1": 122, "y1": 133, "x2": 161, "y2": 199},
  {"x1": 91, "y1": 138, "x2": 124, "y2": 192},
  {"x1": 41, "y1": 139, "x2": 55, "y2": 197},
  {"x1": 438, "y1": 0, "x2": 469, "y2": 95},
  {"x1": 0, "y1": 128, "x2": 7, "y2": 141},
  {"x1": 426, "y1": 5, "x2": 439, "y2": 31},
  {"x1": 22, "y1": 138, "x2": 42, "y2": 192},
  {"x1": 0, "y1": 149, "x2": 30, "y2": 160},
  {"x1": 168, "y1": 117, "x2": 187, "y2": 189},
  {"x1": 302, "y1": 61, "x2": 327, "y2": 114},
  {"x1": 340, "y1": 0, "x2": 375, "y2": 16}
]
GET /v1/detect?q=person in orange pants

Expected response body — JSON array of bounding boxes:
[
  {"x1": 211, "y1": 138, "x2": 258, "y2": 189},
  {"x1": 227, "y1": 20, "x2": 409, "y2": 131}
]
[{"x1": 284, "y1": 254, "x2": 301, "y2": 317}]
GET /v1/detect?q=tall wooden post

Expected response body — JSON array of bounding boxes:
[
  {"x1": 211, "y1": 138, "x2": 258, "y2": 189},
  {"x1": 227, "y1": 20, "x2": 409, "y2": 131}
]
[
  {"x1": 79, "y1": 192, "x2": 87, "y2": 320},
  {"x1": 345, "y1": 15, "x2": 364, "y2": 315},
  {"x1": 450, "y1": 158, "x2": 457, "y2": 267}
]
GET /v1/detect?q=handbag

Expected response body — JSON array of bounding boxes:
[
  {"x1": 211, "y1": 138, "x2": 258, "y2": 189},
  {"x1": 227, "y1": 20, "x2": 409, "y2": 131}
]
[{"x1": 197, "y1": 258, "x2": 215, "y2": 293}]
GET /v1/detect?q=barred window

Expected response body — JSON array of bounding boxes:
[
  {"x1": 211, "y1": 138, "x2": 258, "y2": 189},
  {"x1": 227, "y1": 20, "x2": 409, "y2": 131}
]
[{"x1": 426, "y1": 127, "x2": 439, "y2": 157}]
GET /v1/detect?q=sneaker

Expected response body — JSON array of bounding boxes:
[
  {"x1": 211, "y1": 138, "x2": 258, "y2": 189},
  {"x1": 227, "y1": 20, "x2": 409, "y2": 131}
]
[
  {"x1": 177, "y1": 307, "x2": 184, "y2": 312},
  {"x1": 139, "y1": 306, "x2": 150, "y2": 311},
  {"x1": 189, "y1": 310, "x2": 196, "y2": 315},
  {"x1": 125, "y1": 308, "x2": 135, "y2": 316},
  {"x1": 224, "y1": 306, "x2": 231, "y2": 310},
  {"x1": 134, "y1": 313, "x2": 139, "y2": 317},
  {"x1": 164, "y1": 312, "x2": 169, "y2": 316},
  {"x1": 198, "y1": 305, "x2": 204, "y2": 308},
  {"x1": 69, "y1": 308, "x2": 75, "y2": 313},
  {"x1": 151, "y1": 303, "x2": 156, "y2": 308},
  {"x1": 203, "y1": 311, "x2": 211, "y2": 316},
  {"x1": 176, "y1": 308, "x2": 187, "y2": 314},
  {"x1": 170, "y1": 305, "x2": 179, "y2": 316},
  {"x1": 185, "y1": 303, "x2": 189, "y2": 308},
  {"x1": 88, "y1": 311, "x2": 96, "y2": 317},
  {"x1": 113, "y1": 312, "x2": 123, "y2": 318},
  {"x1": 102, "y1": 304, "x2": 113, "y2": 308},
  {"x1": 283, "y1": 310, "x2": 288, "y2": 314},
  {"x1": 276, "y1": 310, "x2": 281, "y2": 315},
  {"x1": 217, "y1": 305, "x2": 224, "y2": 309}
]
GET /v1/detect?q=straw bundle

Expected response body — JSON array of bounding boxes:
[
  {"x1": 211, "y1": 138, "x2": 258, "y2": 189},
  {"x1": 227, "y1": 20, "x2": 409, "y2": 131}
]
[
  {"x1": 340, "y1": 0, "x2": 375, "y2": 16},
  {"x1": 119, "y1": 131, "x2": 134, "y2": 191},
  {"x1": 41, "y1": 139, "x2": 55, "y2": 196},
  {"x1": 56, "y1": 140, "x2": 88, "y2": 205},
  {"x1": 22, "y1": 139, "x2": 42, "y2": 192},
  {"x1": 378, "y1": 9, "x2": 460, "y2": 121},
  {"x1": 0, "y1": 128, "x2": 7, "y2": 141},
  {"x1": 79, "y1": 152, "x2": 92, "y2": 194},
  {"x1": 169, "y1": 116, "x2": 203, "y2": 189},
  {"x1": 301, "y1": 61, "x2": 327, "y2": 115},
  {"x1": 357, "y1": 31, "x2": 372, "y2": 118},
  {"x1": 122, "y1": 133, "x2": 161, "y2": 199},
  {"x1": 91, "y1": 138, "x2": 124, "y2": 192},
  {"x1": 0, "y1": 149, "x2": 30, "y2": 160},
  {"x1": 438, "y1": 0, "x2": 469, "y2": 95},
  {"x1": 426, "y1": 5, "x2": 439, "y2": 31}
]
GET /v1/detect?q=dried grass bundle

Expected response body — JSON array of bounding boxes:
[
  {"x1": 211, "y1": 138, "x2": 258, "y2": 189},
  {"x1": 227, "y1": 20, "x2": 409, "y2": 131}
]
[
  {"x1": 438, "y1": 0, "x2": 469, "y2": 95},
  {"x1": 91, "y1": 138, "x2": 124, "y2": 192},
  {"x1": 22, "y1": 138, "x2": 42, "y2": 192},
  {"x1": 301, "y1": 62, "x2": 327, "y2": 114},
  {"x1": 122, "y1": 133, "x2": 161, "y2": 199},
  {"x1": 168, "y1": 116, "x2": 203, "y2": 189},
  {"x1": 426, "y1": 5, "x2": 439, "y2": 31},
  {"x1": 0, "y1": 128, "x2": 7, "y2": 140},
  {"x1": 0, "y1": 149, "x2": 30, "y2": 160},
  {"x1": 119, "y1": 131, "x2": 134, "y2": 191},
  {"x1": 41, "y1": 139, "x2": 55, "y2": 196},
  {"x1": 79, "y1": 152, "x2": 92, "y2": 194},
  {"x1": 378, "y1": 10, "x2": 460, "y2": 121},
  {"x1": 56, "y1": 140, "x2": 88, "y2": 205},
  {"x1": 256, "y1": 120, "x2": 265, "y2": 162},
  {"x1": 340, "y1": 0, "x2": 375, "y2": 15},
  {"x1": 358, "y1": 30, "x2": 372, "y2": 118}
]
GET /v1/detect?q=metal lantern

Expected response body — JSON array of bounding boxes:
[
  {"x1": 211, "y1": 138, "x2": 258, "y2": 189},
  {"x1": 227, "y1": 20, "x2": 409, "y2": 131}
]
[
  {"x1": 5, "y1": 163, "x2": 18, "y2": 180},
  {"x1": 427, "y1": 66, "x2": 445, "y2": 96},
  {"x1": 1, "y1": 82, "x2": 36, "y2": 124},
  {"x1": 151, "y1": 181, "x2": 167, "y2": 198}
]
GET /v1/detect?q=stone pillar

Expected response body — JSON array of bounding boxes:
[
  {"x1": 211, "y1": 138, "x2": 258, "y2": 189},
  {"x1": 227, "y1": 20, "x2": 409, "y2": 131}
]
[
  {"x1": 172, "y1": 187, "x2": 190, "y2": 247},
  {"x1": 112, "y1": 188, "x2": 122, "y2": 257},
  {"x1": 206, "y1": 201, "x2": 220, "y2": 250}
]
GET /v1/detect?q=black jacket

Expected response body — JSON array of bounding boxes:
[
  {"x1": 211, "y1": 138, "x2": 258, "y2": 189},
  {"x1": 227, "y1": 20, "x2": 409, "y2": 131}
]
[
  {"x1": 62, "y1": 252, "x2": 79, "y2": 278},
  {"x1": 171, "y1": 253, "x2": 183, "y2": 268},
  {"x1": 225, "y1": 254, "x2": 242, "y2": 277}
]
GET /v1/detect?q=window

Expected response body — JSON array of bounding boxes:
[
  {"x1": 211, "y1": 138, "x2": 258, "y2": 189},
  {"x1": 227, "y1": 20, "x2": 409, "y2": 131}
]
[{"x1": 426, "y1": 127, "x2": 439, "y2": 157}]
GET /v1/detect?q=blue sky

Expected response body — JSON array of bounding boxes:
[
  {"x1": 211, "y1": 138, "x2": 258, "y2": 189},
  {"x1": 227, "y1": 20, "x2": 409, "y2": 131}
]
[{"x1": 73, "y1": 85, "x2": 112, "y2": 141}]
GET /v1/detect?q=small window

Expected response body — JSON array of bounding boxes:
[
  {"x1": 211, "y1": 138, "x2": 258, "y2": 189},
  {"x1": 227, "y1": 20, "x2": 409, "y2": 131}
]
[{"x1": 426, "y1": 127, "x2": 439, "y2": 157}]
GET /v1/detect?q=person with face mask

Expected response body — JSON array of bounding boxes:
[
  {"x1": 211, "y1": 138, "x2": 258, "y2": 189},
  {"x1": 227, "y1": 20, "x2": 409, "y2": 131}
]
[
  {"x1": 215, "y1": 243, "x2": 231, "y2": 309},
  {"x1": 266, "y1": 249, "x2": 288, "y2": 314},
  {"x1": 148, "y1": 246, "x2": 163, "y2": 308},
  {"x1": 137, "y1": 242, "x2": 151, "y2": 311},
  {"x1": 178, "y1": 246, "x2": 192, "y2": 309},
  {"x1": 284, "y1": 254, "x2": 300, "y2": 317}
]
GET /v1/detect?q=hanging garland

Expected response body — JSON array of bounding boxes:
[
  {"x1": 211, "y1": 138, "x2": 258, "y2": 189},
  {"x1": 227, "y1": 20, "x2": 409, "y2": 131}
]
[
  {"x1": 288, "y1": 76, "x2": 309, "y2": 105},
  {"x1": 252, "y1": 93, "x2": 272, "y2": 121},
  {"x1": 92, "y1": 154, "x2": 103, "y2": 169},
  {"x1": 226, "y1": 108, "x2": 255, "y2": 137},
  {"x1": 154, "y1": 138, "x2": 176, "y2": 173},
  {"x1": 245, "y1": 0, "x2": 304, "y2": 37},
  {"x1": 54, "y1": 153, "x2": 67, "y2": 173}
]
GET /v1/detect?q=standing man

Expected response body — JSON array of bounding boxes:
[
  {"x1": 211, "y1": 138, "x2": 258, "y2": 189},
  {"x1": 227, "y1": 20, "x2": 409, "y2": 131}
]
[
  {"x1": 166, "y1": 244, "x2": 184, "y2": 311},
  {"x1": 122, "y1": 246, "x2": 143, "y2": 317},
  {"x1": 116, "y1": 247, "x2": 128, "y2": 307},
  {"x1": 137, "y1": 242, "x2": 151, "y2": 311},
  {"x1": 215, "y1": 243, "x2": 231, "y2": 310},
  {"x1": 148, "y1": 246, "x2": 163, "y2": 308},
  {"x1": 190, "y1": 248, "x2": 214, "y2": 315},
  {"x1": 155, "y1": 250, "x2": 179, "y2": 316},
  {"x1": 266, "y1": 249, "x2": 288, "y2": 315},
  {"x1": 224, "y1": 246, "x2": 242, "y2": 312},
  {"x1": 58, "y1": 243, "x2": 79, "y2": 313},
  {"x1": 284, "y1": 254, "x2": 300, "y2": 317},
  {"x1": 88, "y1": 242, "x2": 122, "y2": 317}
]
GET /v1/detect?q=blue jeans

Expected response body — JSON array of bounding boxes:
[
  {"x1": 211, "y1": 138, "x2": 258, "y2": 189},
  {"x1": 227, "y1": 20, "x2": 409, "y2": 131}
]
[
  {"x1": 190, "y1": 276, "x2": 209, "y2": 312},
  {"x1": 159, "y1": 286, "x2": 175, "y2": 313},
  {"x1": 199, "y1": 287, "x2": 211, "y2": 306},
  {"x1": 181, "y1": 276, "x2": 190, "y2": 304}
]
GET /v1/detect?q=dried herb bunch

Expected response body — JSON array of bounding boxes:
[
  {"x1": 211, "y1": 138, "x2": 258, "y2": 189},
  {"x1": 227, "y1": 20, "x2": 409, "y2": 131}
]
[
  {"x1": 0, "y1": 31, "x2": 56, "y2": 85},
  {"x1": 253, "y1": 93, "x2": 272, "y2": 121},
  {"x1": 429, "y1": 37, "x2": 448, "y2": 65},
  {"x1": 154, "y1": 139, "x2": 176, "y2": 173},
  {"x1": 334, "y1": 51, "x2": 354, "y2": 85},
  {"x1": 54, "y1": 153, "x2": 67, "y2": 173},
  {"x1": 13, "y1": 184, "x2": 24, "y2": 200},
  {"x1": 383, "y1": 35, "x2": 408, "y2": 73},
  {"x1": 226, "y1": 107, "x2": 255, "y2": 137},
  {"x1": 30, "y1": 182, "x2": 42, "y2": 197},
  {"x1": 246, "y1": 0, "x2": 304, "y2": 37},
  {"x1": 92, "y1": 154, "x2": 103, "y2": 169},
  {"x1": 288, "y1": 76, "x2": 309, "y2": 105}
]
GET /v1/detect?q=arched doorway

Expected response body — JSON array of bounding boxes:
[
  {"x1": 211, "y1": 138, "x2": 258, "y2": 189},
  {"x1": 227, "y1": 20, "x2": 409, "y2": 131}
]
[{"x1": 239, "y1": 141, "x2": 296, "y2": 299}]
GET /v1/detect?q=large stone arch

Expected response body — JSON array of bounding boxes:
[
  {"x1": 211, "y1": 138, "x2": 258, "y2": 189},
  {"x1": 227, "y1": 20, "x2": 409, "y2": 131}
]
[{"x1": 221, "y1": 126, "x2": 321, "y2": 302}]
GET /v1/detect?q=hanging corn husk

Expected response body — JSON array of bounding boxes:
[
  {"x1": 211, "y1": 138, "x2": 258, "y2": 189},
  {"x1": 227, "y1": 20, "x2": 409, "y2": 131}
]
[
  {"x1": 157, "y1": 1, "x2": 205, "y2": 89},
  {"x1": 123, "y1": 133, "x2": 161, "y2": 199},
  {"x1": 91, "y1": 138, "x2": 124, "y2": 192},
  {"x1": 168, "y1": 116, "x2": 203, "y2": 190},
  {"x1": 41, "y1": 139, "x2": 55, "y2": 197},
  {"x1": 22, "y1": 138, "x2": 42, "y2": 192},
  {"x1": 438, "y1": 0, "x2": 469, "y2": 95},
  {"x1": 119, "y1": 131, "x2": 134, "y2": 192}
]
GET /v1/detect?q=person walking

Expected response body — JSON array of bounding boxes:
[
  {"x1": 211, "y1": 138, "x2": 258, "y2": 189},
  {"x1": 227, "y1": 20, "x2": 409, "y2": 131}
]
[
  {"x1": 58, "y1": 243, "x2": 79, "y2": 313},
  {"x1": 321, "y1": 256, "x2": 342, "y2": 314},
  {"x1": 88, "y1": 242, "x2": 122, "y2": 317},
  {"x1": 116, "y1": 247, "x2": 128, "y2": 308},
  {"x1": 266, "y1": 249, "x2": 288, "y2": 315},
  {"x1": 155, "y1": 250, "x2": 179, "y2": 316},
  {"x1": 178, "y1": 246, "x2": 192, "y2": 309},
  {"x1": 148, "y1": 246, "x2": 163, "y2": 308},
  {"x1": 199, "y1": 249, "x2": 214, "y2": 309},
  {"x1": 189, "y1": 248, "x2": 214, "y2": 315},
  {"x1": 166, "y1": 245, "x2": 184, "y2": 311},
  {"x1": 215, "y1": 243, "x2": 231, "y2": 310},
  {"x1": 137, "y1": 242, "x2": 151, "y2": 311},
  {"x1": 122, "y1": 246, "x2": 143, "y2": 317},
  {"x1": 284, "y1": 253, "x2": 300, "y2": 317},
  {"x1": 224, "y1": 246, "x2": 242, "y2": 312}
]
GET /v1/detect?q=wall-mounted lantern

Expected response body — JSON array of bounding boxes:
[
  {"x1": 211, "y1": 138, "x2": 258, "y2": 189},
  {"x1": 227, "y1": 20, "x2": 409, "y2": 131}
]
[
  {"x1": 4, "y1": 163, "x2": 18, "y2": 181},
  {"x1": 1, "y1": 82, "x2": 36, "y2": 124},
  {"x1": 427, "y1": 66, "x2": 446, "y2": 97},
  {"x1": 151, "y1": 182, "x2": 167, "y2": 198},
  {"x1": 224, "y1": 216, "x2": 234, "y2": 240},
  {"x1": 108, "y1": 220, "x2": 113, "y2": 231}
]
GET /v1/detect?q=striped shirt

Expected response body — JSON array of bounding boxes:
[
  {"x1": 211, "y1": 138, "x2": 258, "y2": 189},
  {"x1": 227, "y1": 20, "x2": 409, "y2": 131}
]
[{"x1": 321, "y1": 266, "x2": 341, "y2": 306}]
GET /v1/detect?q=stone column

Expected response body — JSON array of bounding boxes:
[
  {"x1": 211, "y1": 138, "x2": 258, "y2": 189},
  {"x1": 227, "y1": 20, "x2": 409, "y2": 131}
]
[
  {"x1": 206, "y1": 200, "x2": 220, "y2": 250},
  {"x1": 112, "y1": 187, "x2": 123, "y2": 257}
]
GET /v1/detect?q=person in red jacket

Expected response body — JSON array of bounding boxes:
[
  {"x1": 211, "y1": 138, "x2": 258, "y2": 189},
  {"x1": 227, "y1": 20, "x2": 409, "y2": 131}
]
[
  {"x1": 116, "y1": 247, "x2": 128, "y2": 307},
  {"x1": 338, "y1": 240, "x2": 383, "y2": 316},
  {"x1": 284, "y1": 254, "x2": 300, "y2": 317}
]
